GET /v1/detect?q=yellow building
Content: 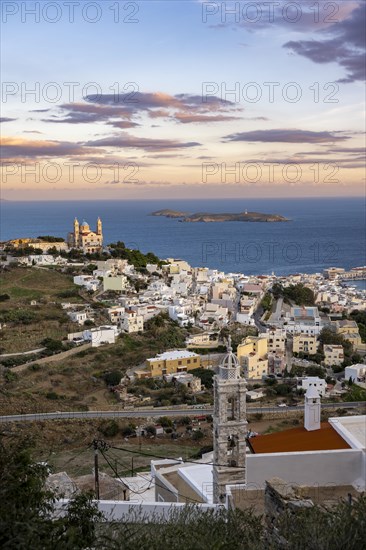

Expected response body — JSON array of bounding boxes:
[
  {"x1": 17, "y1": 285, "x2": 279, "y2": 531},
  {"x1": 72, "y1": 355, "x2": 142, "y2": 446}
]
[
  {"x1": 292, "y1": 334, "x2": 318, "y2": 355},
  {"x1": 6, "y1": 238, "x2": 68, "y2": 252},
  {"x1": 323, "y1": 345, "x2": 344, "y2": 367},
  {"x1": 137, "y1": 350, "x2": 201, "y2": 379},
  {"x1": 237, "y1": 336, "x2": 268, "y2": 379},
  {"x1": 67, "y1": 217, "x2": 103, "y2": 254},
  {"x1": 333, "y1": 320, "x2": 362, "y2": 349}
]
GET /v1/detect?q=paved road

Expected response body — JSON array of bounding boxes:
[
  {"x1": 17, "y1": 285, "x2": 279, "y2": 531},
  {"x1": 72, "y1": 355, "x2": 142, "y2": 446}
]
[{"x1": 0, "y1": 401, "x2": 364, "y2": 423}]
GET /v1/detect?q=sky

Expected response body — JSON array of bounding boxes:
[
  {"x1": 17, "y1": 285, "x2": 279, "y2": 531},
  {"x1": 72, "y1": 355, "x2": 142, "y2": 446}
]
[{"x1": 1, "y1": 0, "x2": 365, "y2": 200}]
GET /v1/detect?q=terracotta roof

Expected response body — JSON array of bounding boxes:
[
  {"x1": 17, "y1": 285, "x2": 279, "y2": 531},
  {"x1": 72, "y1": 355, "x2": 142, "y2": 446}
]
[{"x1": 249, "y1": 422, "x2": 351, "y2": 454}]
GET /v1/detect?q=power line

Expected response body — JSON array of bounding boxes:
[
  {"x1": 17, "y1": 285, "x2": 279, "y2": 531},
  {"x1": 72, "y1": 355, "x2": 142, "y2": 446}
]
[
  {"x1": 109, "y1": 443, "x2": 246, "y2": 470},
  {"x1": 103, "y1": 449, "x2": 153, "y2": 494},
  {"x1": 100, "y1": 448, "x2": 204, "y2": 503}
]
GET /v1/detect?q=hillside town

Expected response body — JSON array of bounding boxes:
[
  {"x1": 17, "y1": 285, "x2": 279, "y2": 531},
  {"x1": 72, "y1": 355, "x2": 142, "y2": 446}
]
[
  {"x1": 1, "y1": 218, "x2": 365, "y2": 390},
  {"x1": 1, "y1": 218, "x2": 365, "y2": 531}
]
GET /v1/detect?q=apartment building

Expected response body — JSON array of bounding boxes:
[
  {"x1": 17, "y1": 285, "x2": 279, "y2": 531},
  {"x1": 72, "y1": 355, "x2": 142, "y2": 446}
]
[
  {"x1": 139, "y1": 350, "x2": 201, "y2": 378},
  {"x1": 237, "y1": 336, "x2": 268, "y2": 379},
  {"x1": 292, "y1": 334, "x2": 318, "y2": 355},
  {"x1": 323, "y1": 345, "x2": 344, "y2": 367}
]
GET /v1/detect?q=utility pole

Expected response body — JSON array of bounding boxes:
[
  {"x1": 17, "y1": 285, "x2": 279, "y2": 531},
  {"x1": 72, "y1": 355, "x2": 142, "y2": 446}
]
[
  {"x1": 92, "y1": 439, "x2": 109, "y2": 500},
  {"x1": 93, "y1": 439, "x2": 100, "y2": 500}
]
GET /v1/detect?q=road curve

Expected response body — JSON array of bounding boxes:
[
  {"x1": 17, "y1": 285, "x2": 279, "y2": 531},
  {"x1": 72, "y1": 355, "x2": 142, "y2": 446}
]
[{"x1": 0, "y1": 402, "x2": 364, "y2": 423}]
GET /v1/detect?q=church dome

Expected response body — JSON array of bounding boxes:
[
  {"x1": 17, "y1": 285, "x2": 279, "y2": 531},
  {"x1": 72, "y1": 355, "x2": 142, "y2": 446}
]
[{"x1": 80, "y1": 220, "x2": 90, "y2": 230}]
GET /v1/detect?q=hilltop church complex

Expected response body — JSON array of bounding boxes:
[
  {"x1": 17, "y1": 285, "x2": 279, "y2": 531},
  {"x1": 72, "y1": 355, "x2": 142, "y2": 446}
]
[{"x1": 67, "y1": 217, "x2": 103, "y2": 254}]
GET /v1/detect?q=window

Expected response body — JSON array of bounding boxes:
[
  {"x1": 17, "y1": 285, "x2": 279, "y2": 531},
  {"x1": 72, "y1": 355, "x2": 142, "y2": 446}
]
[{"x1": 227, "y1": 397, "x2": 236, "y2": 421}]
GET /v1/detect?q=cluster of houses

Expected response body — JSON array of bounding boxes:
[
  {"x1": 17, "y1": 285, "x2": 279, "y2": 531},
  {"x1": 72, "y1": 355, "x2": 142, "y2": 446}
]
[{"x1": 2, "y1": 237, "x2": 365, "y2": 380}]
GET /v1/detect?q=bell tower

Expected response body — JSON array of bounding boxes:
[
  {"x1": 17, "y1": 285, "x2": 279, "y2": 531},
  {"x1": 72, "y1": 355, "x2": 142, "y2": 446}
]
[
  {"x1": 73, "y1": 218, "x2": 79, "y2": 247},
  {"x1": 96, "y1": 216, "x2": 102, "y2": 236},
  {"x1": 213, "y1": 336, "x2": 247, "y2": 504}
]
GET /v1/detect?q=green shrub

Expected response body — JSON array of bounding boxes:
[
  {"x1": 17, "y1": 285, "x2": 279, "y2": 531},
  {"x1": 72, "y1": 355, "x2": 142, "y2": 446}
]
[
  {"x1": 192, "y1": 429, "x2": 204, "y2": 441},
  {"x1": 98, "y1": 420, "x2": 119, "y2": 438},
  {"x1": 45, "y1": 391, "x2": 59, "y2": 400},
  {"x1": 104, "y1": 370, "x2": 122, "y2": 386},
  {"x1": 28, "y1": 363, "x2": 41, "y2": 372}
]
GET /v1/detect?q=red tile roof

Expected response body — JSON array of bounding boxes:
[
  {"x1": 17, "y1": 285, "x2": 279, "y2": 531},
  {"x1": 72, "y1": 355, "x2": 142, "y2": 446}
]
[{"x1": 249, "y1": 422, "x2": 350, "y2": 454}]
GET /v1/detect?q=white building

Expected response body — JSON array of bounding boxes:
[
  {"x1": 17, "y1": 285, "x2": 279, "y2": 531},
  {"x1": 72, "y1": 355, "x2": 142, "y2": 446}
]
[
  {"x1": 297, "y1": 376, "x2": 326, "y2": 397},
  {"x1": 199, "y1": 303, "x2": 229, "y2": 329},
  {"x1": 84, "y1": 325, "x2": 118, "y2": 347},
  {"x1": 345, "y1": 364, "x2": 366, "y2": 384},
  {"x1": 67, "y1": 310, "x2": 93, "y2": 325},
  {"x1": 168, "y1": 305, "x2": 194, "y2": 327},
  {"x1": 108, "y1": 306, "x2": 126, "y2": 324},
  {"x1": 120, "y1": 310, "x2": 144, "y2": 333},
  {"x1": 284, "y1": 306, "x2": 323, "y2": 336},
  {"x1": 73, "y1": 275, "x2": 100, "y2": 292}
]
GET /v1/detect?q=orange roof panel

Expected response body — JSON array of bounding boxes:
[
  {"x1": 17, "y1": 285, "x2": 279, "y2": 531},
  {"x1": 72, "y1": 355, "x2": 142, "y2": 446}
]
[{"x1": 249, "y1": 422, "x2": 350, "y2": 454}]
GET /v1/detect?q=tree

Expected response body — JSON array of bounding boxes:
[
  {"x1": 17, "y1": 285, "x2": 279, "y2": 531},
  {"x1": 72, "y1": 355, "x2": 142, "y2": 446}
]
[
  {"x1": 41, "y1": 338, "x2": 64, "y2": 353},
  {"x1": 158, "y1": 416, "x2": 173, "y2": 428},
  {"x1": 98, "y1": 420, "x2": 119, "y2": 438},
  {"x1": 1, "y1": 436, "x2": 366, "y2": 549},
  {"x1": 103, "y1": 370, "x2": 122, "y2": 386},
  {"x1": 260, "y1": 292, "x2": 272, "y2": 312},
  {"x1": 283, "y1": 283, "x2": 315, "y2": 306},
  {"x1": 192, "y1": 429, "x2": 204, "y2": 441},
  {"x1": 0, "y1": 436, "x2": 103, "y2": 549},
  {"x1": 190, "y1": 367, "x2": 215, "y2": 389},
  {"x1": 145, "y1": 425, "x2": 156, "y2": 436}
]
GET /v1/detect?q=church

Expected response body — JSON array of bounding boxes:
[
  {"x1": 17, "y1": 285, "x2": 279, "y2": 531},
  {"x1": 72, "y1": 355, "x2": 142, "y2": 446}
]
[{"x1": 67, "y1": 217, "x2": 103, "y2": 254}]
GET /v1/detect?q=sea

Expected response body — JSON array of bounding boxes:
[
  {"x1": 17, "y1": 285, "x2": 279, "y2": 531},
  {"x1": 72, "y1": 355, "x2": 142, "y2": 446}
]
[{"x1": 1, "y1": 198, "x2": 365, "y2": 277}]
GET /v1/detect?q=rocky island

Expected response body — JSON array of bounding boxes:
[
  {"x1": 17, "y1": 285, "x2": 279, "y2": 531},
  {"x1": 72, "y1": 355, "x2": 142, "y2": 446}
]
[
  {"x1": 151, "y1": 209, "x2": 190, "y2": 218},
  {"x1": 151, "y1": 209, "x2": 289, "y2": 223}
]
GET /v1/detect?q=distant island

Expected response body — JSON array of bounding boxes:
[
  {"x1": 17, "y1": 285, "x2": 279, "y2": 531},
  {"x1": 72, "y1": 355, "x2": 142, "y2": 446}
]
[{"x1": 151, "y1": 209, "x2": 289, "y2": 223}]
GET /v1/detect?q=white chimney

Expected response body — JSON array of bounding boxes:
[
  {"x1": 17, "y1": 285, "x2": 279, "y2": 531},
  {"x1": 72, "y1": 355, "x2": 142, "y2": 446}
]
[{"x1": 304, "y1": 386, "x2": 321, "y2": 431}]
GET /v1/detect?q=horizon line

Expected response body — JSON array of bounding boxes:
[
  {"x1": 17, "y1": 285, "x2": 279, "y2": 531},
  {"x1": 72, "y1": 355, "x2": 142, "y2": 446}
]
[{"x1": 1, "y1": 195, "x2": 365, "y2": 203}]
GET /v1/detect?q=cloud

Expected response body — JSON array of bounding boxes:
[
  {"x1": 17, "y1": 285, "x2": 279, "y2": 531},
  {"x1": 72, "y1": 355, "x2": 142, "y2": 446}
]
[
  {"x1": 223, "y1": 129, "x2": 350, "y2": 143},
  {"x1": 86, "y1": 133, "x2": 201, "y2": 152},
  {"x1": 42, "y1": 91, "x2": 242, "y2": 128},
  {"x1": 0, "y1": 117, "x2": 16, "y2": 123},
  {"x1": 283, "y1": 2, "x2": 366, "y2": 83},
  {"x1": 107, "y1": 121, "x2": 140, "y2": 129},
  {"x1": 0, "y1": 136, "x2": 97, "y2": 159},
  {"x1": 42, "y1": 102, "x2": 135, "y2": 125},
  {"x1": 173, "y1": 112, "x2": 239, "y2": 124},
  {"x1": 209, "y1": 0, "x2": 359, "y2": 32}
]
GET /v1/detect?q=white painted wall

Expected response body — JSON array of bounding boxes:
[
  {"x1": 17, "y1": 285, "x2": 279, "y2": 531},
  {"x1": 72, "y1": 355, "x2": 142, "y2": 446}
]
[
  {"x1": 54, "y1": 499, "x2": 218, "y2": 521},
  {"x1": 247, "y1": 449, "x2": 364, "y2": 490}
]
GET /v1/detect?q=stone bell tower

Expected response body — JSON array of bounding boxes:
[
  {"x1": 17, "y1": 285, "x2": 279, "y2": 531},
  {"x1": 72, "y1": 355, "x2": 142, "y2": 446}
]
[
  {"x1": 73, "y1": 217, "x2": 79, "y2": 247},
  {"x1": 213, "y1": 336, "x2": 247, "y2": 503},
  {"x1": 96, "y1": 216, "x2": 102, "y2": 236}
]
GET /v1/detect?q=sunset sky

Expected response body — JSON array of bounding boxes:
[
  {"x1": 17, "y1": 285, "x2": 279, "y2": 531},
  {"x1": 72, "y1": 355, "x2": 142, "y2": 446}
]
[{"x1": 1, "y1": 0, "x2": 365, "y2": 200}]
